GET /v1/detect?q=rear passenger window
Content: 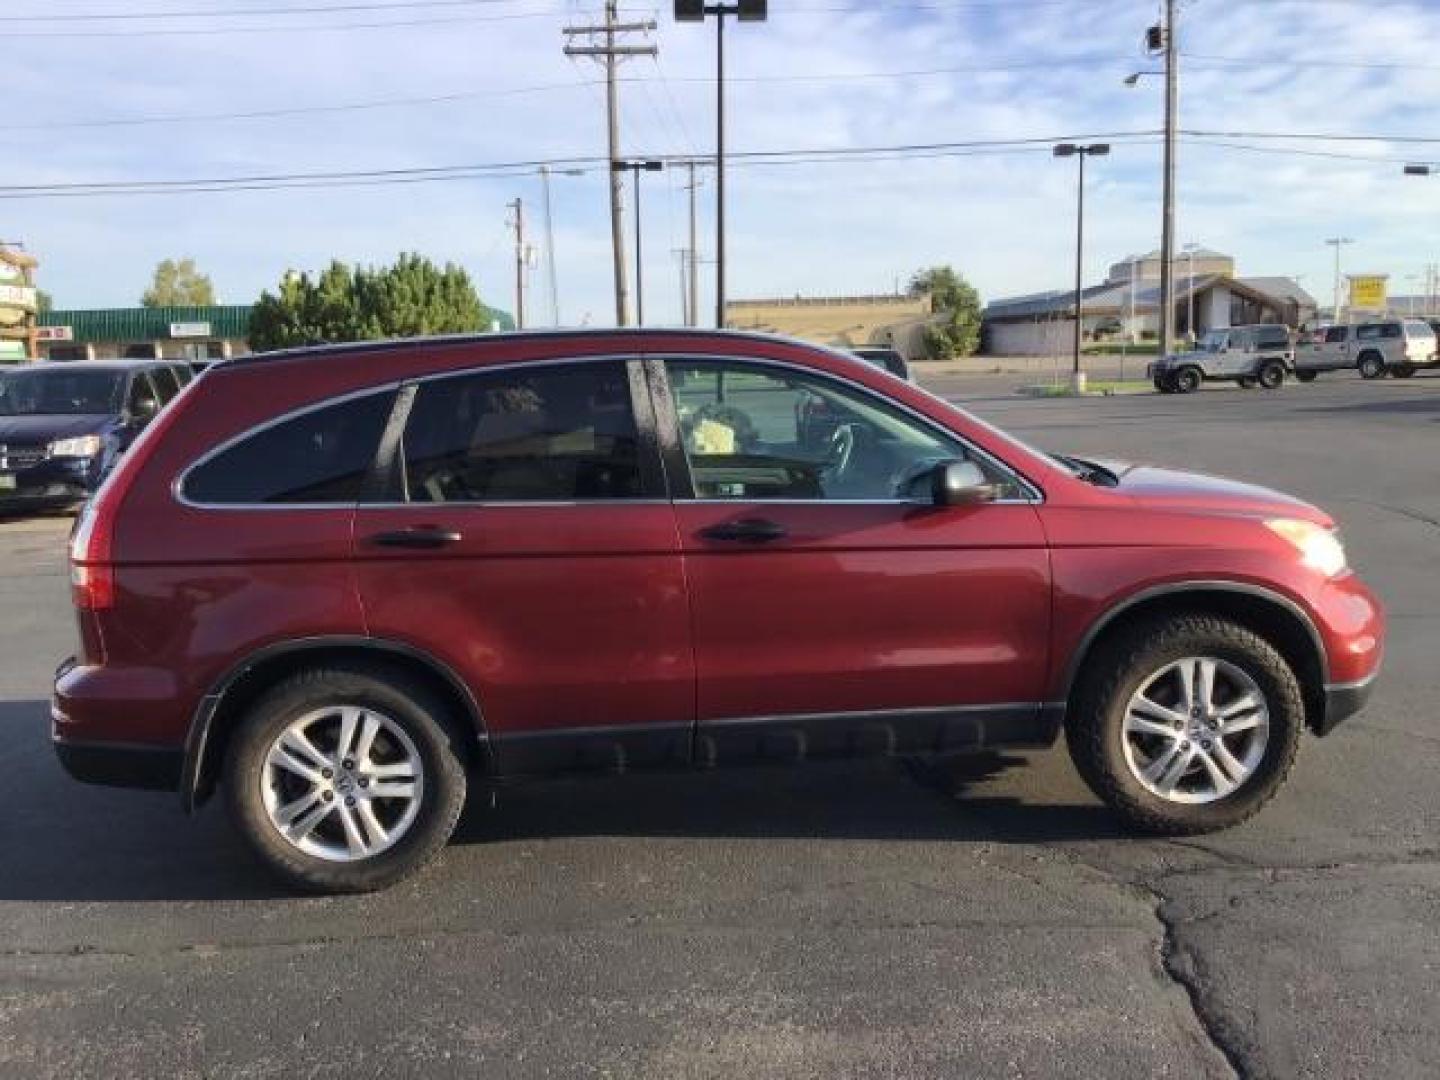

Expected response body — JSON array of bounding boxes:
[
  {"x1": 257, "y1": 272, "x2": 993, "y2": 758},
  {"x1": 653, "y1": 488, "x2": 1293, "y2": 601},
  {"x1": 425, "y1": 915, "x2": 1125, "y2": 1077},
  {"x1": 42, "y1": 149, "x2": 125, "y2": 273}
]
[
  {"x1": 184, "y1": 391, "x2": 394, "y2": 505},
  {"x1": 399, "y1": 361, "x2": 646, "y2": 503},
  {"x1": 1324, "y1": 327, "x2": 1347, "y2": 344}
]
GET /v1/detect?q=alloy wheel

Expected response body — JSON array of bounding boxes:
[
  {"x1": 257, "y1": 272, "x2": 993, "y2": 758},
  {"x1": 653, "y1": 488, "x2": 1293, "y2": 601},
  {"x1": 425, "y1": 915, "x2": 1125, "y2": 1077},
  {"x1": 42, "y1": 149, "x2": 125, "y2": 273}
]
[
  {"x1": 1121, "y1": 657, "x2": 1270, "y2": 805},
  {"x1": 260, "y1": 705, "x2": 425, "y2": 861}
]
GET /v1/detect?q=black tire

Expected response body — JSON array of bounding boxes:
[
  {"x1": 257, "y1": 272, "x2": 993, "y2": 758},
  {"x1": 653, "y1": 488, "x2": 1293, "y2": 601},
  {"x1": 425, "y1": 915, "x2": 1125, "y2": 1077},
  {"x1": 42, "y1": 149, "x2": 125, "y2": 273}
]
[
  {"x1": 1065, "y1": 613, "x2": 1303, "y2": 835},
  {"x1": 1237, "y1": 377, "x2": 1257, "y2": 389},
  {"x1": 1173, "y1": 366, "x2": 1202, "y2": 394},
  {"x1": 1295, "y1": 370, "x2": 1318, "y2": 383},
  {"x1": 1357, "y1": 352, "x2": 1386, "y2": 380},
  {"x1": 225, "y1": 663, "x2": 469, "y2": 893},
  {"x1": 1392, "y1": 364, "x2": 1416, "y2": 378},
  {"x1": 1153, "y1": 377, "x2": 1174, "y2": 394},
  {"x1": 1257, "y1": 360, "x2": 1286, "y2": 390}
]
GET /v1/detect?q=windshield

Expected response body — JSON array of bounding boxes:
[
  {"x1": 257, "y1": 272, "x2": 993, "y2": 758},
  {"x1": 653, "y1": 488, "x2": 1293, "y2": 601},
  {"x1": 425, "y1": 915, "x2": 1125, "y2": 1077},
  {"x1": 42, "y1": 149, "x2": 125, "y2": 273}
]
[
  {"x1": 1197, "y1": 331, "x2": 1229, "y2": 353},
  {"x1": 0, "y1": 369, "x2": 126, "y2": 416}
]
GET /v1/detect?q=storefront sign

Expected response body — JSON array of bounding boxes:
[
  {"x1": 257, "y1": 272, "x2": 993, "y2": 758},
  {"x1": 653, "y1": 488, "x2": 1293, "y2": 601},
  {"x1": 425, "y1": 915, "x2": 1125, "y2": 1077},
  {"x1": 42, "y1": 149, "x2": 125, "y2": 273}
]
[
  {"x1": 0, "y1": 284, "x2": 36, "y2": 311},
  {"x1": 169, "y1": 321, "x2": 212, "y2": 338},
  {"x1": 1348, "y1": 275, "x2": 1387, "y2": 311},
  {"x1": 37, "y1": 325, "x2": 73, "y2": 342}
]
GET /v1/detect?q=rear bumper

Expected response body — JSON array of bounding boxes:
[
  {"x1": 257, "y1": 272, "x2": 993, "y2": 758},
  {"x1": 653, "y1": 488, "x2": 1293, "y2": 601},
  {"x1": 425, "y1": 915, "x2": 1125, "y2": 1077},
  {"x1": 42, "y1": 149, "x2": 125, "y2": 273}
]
[{"x1": 52, "y1": 733, "x2": 182, "y2": 791}]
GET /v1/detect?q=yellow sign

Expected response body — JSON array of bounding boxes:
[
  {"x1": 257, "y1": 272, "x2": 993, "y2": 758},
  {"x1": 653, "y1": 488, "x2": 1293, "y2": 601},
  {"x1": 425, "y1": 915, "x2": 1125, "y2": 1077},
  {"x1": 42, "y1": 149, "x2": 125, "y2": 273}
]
[{"x1": 1348, "y1": 275, "x2": 1388, "y2": 311}]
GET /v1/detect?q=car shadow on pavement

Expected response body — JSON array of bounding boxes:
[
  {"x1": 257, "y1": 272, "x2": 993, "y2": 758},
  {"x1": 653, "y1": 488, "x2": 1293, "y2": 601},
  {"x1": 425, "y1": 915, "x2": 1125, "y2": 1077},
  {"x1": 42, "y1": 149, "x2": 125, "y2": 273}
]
[
  {"x1": 6, "y1": 694, "x2": 1124, "y2": 904},
  {"x1": 1299, "y1": 395, "x2": 1440, "y2": 419},
  {"x1": 454, "y1": 751, "x2": 1128, "y2": 850}
]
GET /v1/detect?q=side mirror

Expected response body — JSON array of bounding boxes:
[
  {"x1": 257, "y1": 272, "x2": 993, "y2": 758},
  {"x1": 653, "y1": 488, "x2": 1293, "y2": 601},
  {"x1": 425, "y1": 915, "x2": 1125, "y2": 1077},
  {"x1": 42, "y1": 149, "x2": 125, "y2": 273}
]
[{"x1": 932, "y1": 461, "x2": 998, "y2": 507}]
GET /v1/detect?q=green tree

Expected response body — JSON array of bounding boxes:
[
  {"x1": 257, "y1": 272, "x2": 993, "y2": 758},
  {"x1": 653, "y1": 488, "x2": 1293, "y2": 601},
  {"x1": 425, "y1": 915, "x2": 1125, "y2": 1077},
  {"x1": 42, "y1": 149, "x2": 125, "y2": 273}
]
[
  {"x1": 141, "y1": 258, "x2": 216, "y2": 307},
  {"x1": 248, "y1": 253, "x2": 493, "y2": 352},
  {"x1": 36, "y1": 289, "x2": 53, "y2": 313},
  {"x1": 909, "y1": 265, "x2": 982, "y2": 360}
]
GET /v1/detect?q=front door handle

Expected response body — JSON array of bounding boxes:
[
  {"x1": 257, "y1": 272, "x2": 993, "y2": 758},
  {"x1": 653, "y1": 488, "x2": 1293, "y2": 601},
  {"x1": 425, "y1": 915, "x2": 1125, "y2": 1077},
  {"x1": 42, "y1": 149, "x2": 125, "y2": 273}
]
[
  {"x1": 367, "y1": 526, "x2": 462, "y2": 550},
  {"x1": 699, "y1": 518, "x2": 788, "y2": 544}
]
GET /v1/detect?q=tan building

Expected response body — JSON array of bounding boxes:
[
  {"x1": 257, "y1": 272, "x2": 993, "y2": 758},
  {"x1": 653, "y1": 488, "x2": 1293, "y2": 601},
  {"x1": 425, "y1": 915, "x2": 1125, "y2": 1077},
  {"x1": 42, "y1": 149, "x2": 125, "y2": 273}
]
[
  {"x1": 0, "y1": 246, "x2": 40, "y2": 362},
  {"x1": 724, "y1": 293, "x2": 936, "y2": 360}
]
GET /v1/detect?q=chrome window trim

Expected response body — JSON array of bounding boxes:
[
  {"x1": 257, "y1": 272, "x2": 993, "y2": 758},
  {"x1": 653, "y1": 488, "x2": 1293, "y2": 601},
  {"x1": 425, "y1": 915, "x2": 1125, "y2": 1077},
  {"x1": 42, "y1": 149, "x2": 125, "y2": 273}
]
[
  {"x1": 655, "y1": 352, "x2": 1044, "y2": 505},
  {"x1": 174, "y1": 354, "x2": 660, "y2": 512}
]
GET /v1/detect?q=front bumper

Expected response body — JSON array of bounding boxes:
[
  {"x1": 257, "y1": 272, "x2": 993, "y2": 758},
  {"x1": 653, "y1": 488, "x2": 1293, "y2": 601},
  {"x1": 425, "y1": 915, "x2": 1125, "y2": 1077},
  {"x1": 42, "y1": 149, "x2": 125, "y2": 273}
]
[
  {"x1": 0, "y1": 457, "x2": 99, "y2": 513},
  {"x1": 1317, "y1": 672, "x2": 1378, "y2": 737}
]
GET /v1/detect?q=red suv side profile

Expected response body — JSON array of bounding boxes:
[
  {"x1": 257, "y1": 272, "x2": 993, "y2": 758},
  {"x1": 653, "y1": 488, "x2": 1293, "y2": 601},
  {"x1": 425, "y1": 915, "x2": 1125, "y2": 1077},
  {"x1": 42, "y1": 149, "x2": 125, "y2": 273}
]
[{"x1": 53, "y1": 330, "x2": 1384, "y2": 893}]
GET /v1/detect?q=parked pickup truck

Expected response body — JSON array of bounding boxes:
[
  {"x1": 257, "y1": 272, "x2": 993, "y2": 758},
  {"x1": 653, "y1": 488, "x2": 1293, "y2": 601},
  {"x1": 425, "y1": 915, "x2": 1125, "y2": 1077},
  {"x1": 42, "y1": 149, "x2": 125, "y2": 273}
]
[
  {"x1": 1150, "y1": 325, "x2": 1293, "y2": 394},
  {"x1": 1296, "y1": 319, "x2": 1437, "y2": 381}
]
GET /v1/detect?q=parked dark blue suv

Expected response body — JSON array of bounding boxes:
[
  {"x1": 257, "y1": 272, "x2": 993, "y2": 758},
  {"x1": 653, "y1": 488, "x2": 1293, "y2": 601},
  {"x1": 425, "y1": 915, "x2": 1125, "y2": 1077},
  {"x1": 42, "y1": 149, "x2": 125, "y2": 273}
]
[{"x1": 0, "y1": 360, "x2": 192, "y2": 513}]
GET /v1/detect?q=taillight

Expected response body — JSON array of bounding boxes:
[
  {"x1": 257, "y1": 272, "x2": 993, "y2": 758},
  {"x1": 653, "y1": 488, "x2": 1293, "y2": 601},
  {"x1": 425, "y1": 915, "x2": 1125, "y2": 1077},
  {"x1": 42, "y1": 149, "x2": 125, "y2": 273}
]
[{"x1": 70, "y1": 562, "x2": 115, "y2": 611}]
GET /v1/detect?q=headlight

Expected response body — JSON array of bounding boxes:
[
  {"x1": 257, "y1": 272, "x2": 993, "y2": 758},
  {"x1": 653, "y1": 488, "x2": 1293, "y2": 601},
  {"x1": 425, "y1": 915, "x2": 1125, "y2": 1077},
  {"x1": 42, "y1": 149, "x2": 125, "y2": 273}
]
[
  {"x1": 48, "y1": 435, "x2": 103, "y2": 459},
  {"x1": 1266, "y1": 518, "x2": 1347, "y2": 577}
]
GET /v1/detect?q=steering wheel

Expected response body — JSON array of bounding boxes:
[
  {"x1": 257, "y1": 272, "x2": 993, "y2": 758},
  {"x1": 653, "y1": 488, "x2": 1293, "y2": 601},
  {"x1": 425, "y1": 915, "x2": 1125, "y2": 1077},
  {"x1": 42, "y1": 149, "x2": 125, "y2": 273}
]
[{"x1": 823, "y1": 423, "x2": 857, "y2": 477}]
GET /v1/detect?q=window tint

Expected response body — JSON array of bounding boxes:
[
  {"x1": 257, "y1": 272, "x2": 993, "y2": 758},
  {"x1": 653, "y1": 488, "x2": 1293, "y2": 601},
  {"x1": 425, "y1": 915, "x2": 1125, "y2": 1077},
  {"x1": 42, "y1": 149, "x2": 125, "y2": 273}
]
[
  {"x1": 665, "y1": 359, "x2": 1023, "y2": 501},
  {"x1": 1254, "y1": 327, "x2": 1290, "y2": 348},
  {"x1": 184, "y1": 391, "x2": 395, "y2": 504},
  {"x1": 1324, "y1": 326, "x2": 1348, "y2": 344},
  {"x1": 399, "y1": 361, "x2": 645, "y2": 503},
  {"x1": 1356, "y1": 323, "x2": 1400, "y2": 341}
]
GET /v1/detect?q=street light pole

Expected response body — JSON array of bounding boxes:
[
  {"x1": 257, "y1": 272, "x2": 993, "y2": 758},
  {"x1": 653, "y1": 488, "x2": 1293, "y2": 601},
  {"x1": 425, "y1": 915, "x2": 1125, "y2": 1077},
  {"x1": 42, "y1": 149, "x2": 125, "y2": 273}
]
[
  {"x1": 613, "y1": 160, "x2": 664, "y2": 325},
  {"x1": 1054, "y1": 142, "x2": 1110, "y2": 392},
  {"x1": 1325, "y1": 237, "x2": 1354, "y2": 323},
  {"x1": 675, "y1": 1, "x2": 768, "y2": 328}
]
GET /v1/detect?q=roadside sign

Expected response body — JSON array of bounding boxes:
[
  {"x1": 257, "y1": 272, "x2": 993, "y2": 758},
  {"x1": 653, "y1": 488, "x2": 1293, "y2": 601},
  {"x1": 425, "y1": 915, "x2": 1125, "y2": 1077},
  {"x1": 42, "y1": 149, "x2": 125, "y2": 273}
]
[
  {"x1": 1348, "y1": 275, "x2": 1388, "y2": 311},
  {"x1": 36, "y1": 326, "x2": 73, "y2": 342},
  {"x1": 169, "y1": 321, "x2": 212, "y2": 338}
]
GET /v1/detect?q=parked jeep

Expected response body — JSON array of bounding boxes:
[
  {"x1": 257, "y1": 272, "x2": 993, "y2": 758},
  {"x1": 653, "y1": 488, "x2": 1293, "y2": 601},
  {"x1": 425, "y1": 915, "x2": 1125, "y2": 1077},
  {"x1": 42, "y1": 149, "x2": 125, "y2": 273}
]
[
  {"x1": 1297, "y1": 319, "x2": 1437, "y2": 381},
  {"x1": 1150, "y1": 325, "x2": 1293, "y2": 394}
]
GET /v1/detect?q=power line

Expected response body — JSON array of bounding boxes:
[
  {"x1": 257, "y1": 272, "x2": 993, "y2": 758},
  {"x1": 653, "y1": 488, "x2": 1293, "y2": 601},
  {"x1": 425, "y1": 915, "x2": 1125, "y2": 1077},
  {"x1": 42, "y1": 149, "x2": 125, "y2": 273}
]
[
  {"x1": 0, "y1": 7, "x2": 586, "y2": 37},
  {"x1": 0, "y1": 0, "x2": 538, "y2": 20}
]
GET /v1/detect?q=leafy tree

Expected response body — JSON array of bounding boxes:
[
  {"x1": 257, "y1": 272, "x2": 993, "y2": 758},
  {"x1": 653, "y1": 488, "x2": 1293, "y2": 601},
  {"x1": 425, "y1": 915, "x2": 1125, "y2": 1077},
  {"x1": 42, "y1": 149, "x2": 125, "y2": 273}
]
[
  {"x1": 248, "y1": 253, "x2": 494, "y2": 352},
  {"x1": 141, "y1": 258, "x2": 216, "y2": 307},
  {"x1": 909, "y1": 265, "x2": 982, "y2": 360},
  {"x1": 36, "y1": 289, "x2": 53, "y2": 313}
]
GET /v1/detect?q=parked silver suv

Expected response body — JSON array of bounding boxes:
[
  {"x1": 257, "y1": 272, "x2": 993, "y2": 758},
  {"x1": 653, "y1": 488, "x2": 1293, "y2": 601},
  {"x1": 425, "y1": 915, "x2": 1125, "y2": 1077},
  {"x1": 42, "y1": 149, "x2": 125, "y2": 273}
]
[
  {"x1": 1150, "y1": 324, "x2": 1293, "y2": 394},
  {"x1": 1297, "y1": 319, "x2": 1437, "y2": 381}
]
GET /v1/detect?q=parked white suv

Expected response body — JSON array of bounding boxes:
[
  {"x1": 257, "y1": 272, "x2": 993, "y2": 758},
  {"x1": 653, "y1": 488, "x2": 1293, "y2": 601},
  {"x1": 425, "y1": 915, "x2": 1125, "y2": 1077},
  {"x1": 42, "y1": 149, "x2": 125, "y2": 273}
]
[
  {"x1": 1297, "y1": 319, "x2": 1437, "y2": 381},
  {"x1": 1150, "y1": 324, "x2": 1292, "y2": 394}
]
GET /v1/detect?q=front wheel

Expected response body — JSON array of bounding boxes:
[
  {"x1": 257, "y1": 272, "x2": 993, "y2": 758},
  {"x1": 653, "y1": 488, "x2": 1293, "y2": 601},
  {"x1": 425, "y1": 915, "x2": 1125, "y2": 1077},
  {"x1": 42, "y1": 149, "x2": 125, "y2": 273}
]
[
  {"x1": 1257, "y1": 360, "x2": 1286, "y2": 390},
  {"x1": 1358, "y1": 352, "x2": 1386, "y2": 380},
  {"x1": 225, "y1": 664, "x2": 468, "y2": 893},
  {"x1": 1173, "y1": 367, "x2": 1202, "y2": 394},
  {"x1": 1066, "y1": 614, "x2": 1303, "y2": 834}
]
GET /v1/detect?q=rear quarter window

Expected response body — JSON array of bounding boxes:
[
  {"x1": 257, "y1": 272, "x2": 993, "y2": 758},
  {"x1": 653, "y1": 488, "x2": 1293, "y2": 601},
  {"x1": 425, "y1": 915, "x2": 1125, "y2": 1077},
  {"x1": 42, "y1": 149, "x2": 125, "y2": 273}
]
[{"x1": 182, "y1": 390, "x2": 395, "y2": 505}]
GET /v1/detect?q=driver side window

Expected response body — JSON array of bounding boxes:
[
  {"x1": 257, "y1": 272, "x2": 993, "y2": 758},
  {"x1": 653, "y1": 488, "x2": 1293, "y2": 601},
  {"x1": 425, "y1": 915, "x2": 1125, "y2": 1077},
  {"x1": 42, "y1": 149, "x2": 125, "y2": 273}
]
[{"x1": 664, "y1": 359, "x2": 1018, "y2": 501}]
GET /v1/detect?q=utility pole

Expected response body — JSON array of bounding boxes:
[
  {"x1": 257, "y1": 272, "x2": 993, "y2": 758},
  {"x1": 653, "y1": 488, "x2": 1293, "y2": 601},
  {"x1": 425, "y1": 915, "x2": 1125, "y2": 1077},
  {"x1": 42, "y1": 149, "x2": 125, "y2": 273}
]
[
  {"x1": 1158, "y1": 0, "x2": 1178, "y2": 359},
  {"x1": 508, "y1": 198, "x2": 526, "y2": 330},
  {"x1": 685, "y1": 160, "x2": 701, "y2": 327},
  {"x1": 539, "y1": 166, "x2": 560, "y2": 326},
  {"x1": 564, "y1": 3, "x2": 656, "y2": 327},
  {"x1": 1325, "y1": 237, "x2": 1354, "y2": 323}
]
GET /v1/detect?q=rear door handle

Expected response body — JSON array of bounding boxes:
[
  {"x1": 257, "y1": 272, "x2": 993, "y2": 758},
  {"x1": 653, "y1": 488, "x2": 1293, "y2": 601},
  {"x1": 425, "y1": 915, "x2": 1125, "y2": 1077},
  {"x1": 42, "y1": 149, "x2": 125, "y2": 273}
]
[
  {"x1": 699, "y1": 518, "x2": 788, "y2": 543},
  {"x1": 367, "y1": 527, "x2": 462, "y2": 550}
]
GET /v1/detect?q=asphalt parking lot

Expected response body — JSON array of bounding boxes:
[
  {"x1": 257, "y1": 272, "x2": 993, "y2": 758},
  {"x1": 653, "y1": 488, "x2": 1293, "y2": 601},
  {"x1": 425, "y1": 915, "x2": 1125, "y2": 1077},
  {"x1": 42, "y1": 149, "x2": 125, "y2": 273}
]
[{"x1": 1, "y1": 371, "x2": 1437, "y2": 1078}]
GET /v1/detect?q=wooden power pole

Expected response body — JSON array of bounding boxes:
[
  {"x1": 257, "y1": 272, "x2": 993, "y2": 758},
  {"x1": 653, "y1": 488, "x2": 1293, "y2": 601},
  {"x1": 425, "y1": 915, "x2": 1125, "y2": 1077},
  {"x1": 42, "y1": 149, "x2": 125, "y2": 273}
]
[
  {"x1": 563, "y1": 2, "x2": 656, "y2": 327},
  {"x1": 508, "y1": 198, "x2": 526, "y2": 330}
]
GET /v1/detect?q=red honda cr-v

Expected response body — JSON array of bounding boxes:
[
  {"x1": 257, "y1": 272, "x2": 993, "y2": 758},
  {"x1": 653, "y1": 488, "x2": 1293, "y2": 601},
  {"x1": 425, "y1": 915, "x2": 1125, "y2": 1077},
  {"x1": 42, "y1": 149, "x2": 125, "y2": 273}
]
[{"x1": 53, "y1": 330, "x2": 1384, "y2": 892}]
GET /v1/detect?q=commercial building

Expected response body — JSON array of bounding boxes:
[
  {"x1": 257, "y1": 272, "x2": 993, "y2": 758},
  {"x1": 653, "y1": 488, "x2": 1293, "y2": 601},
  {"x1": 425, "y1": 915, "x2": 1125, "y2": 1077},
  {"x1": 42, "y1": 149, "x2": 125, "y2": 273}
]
[
  {"x1": 36, "y1": 306, "x2": 254, "y2": 363},
  {"x1": 0, "y1": 247, "x2": 40, "y2": 362},
  {"x1": 983, "y1": 249, "x2": 1316, "y2": 357},
  {"x1": 724, "y1": 292, "x2": 938, "y2": 361}
]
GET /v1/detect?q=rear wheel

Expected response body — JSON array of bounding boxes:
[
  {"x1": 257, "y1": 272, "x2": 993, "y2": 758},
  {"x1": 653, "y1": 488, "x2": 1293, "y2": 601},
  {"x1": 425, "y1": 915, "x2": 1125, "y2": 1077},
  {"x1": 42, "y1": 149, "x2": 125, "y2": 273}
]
[
  {"x1": 1257, "y1": 360, "x2": 1286, "y2": 389},
  {"x1": 1357, "y1": 352, "x2": 1386, "y2": 380},
  {"x1": 1066, "y1": 614, "x2": 1303, "y2": 834},
  {"x1": 225, "y1": 664, "x2": 468, "y2": 893},
  {"x1": 1295, "y1": 370, "x2": 1318, "y2": 383},
  {"x1": 1173, "y1": 366, "x2": 1202, "y2": 394}
]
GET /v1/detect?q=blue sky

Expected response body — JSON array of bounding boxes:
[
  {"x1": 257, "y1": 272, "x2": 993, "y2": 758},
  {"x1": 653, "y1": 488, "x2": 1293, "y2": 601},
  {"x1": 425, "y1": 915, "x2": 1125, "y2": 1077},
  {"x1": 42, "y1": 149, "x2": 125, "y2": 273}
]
[{"x1": 6, "y1": 0, "x2": 1440, "y2": 324}]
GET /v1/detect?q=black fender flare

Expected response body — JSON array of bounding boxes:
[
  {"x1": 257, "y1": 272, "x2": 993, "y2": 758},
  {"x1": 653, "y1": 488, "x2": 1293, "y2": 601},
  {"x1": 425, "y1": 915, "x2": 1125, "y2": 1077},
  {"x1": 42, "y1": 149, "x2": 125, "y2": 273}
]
[{"x1": 180, "y1": 635, "x2": 486, "y2": 813}]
